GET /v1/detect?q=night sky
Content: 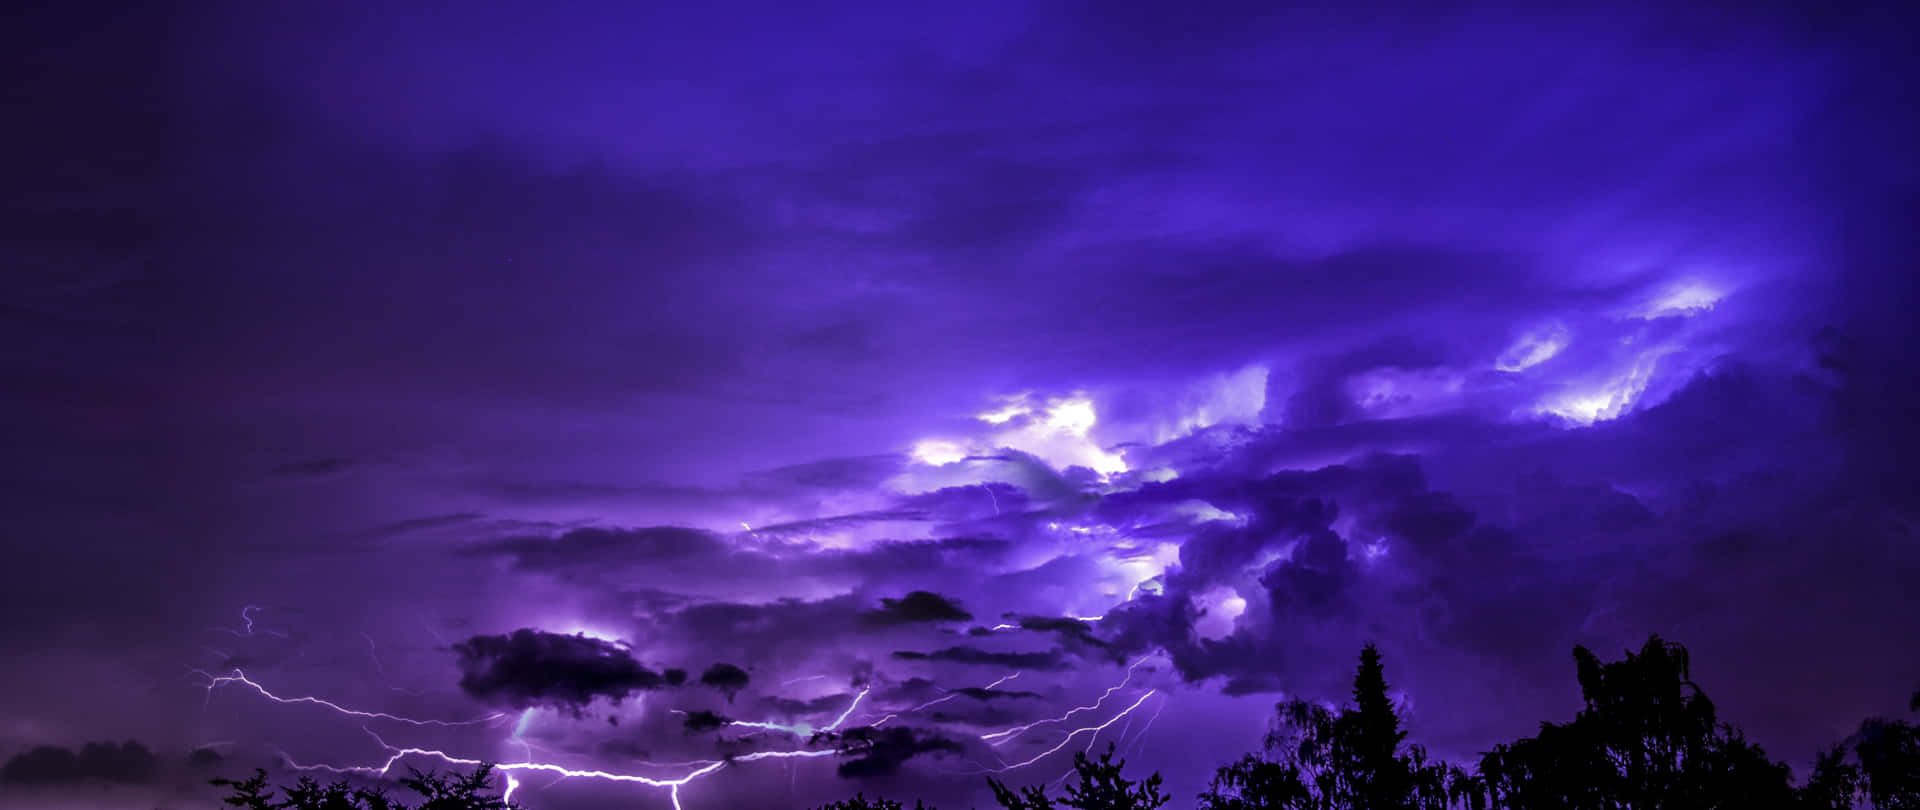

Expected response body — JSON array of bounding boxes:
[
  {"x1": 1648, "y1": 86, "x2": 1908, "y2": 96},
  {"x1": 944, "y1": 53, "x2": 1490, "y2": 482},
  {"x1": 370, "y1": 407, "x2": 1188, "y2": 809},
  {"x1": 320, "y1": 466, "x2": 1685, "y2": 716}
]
[{"x1": 5, "y1": 2, "x2": 1919, "y2": 808}]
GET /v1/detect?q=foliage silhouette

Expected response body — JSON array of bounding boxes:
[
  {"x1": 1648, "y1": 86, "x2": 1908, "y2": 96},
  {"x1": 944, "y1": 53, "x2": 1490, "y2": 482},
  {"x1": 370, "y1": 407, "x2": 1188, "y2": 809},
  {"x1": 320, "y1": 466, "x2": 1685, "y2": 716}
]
[
  {"x1": 1476, "y1": 636, "x2": 1798, "y2": 809},
  {"x1": 814, "y1": 793, "x2": 935, "y2": 810},
  {"x1": 1799, "y1": 686, "x2": 1920, "y2": 810},
  {"x1": 989, "y1": 744, "x2": 1171, "y2": 810},
  {"x1": 212, "y1": 763, "x2": 519, "y2": 810},
  {"x1": 1199, "y1": 644, "x2": 1470, "y2": 810}
]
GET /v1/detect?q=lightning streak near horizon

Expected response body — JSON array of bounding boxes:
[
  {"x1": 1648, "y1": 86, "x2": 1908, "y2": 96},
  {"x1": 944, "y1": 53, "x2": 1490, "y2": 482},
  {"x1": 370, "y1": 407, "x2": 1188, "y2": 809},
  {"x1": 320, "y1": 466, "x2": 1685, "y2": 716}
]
[
  {"x1": 279, "y1": 727, "x2": 840, "y2": 810},
  {"x1": 197, "y1": 622, "x2": 1167, "y2": 807}
]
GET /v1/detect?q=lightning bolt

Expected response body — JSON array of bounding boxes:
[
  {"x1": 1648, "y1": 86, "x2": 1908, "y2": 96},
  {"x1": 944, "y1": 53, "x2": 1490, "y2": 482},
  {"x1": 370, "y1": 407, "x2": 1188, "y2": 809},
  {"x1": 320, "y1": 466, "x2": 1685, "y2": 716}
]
[
  {"x1": 209, "y1": 605, "x2": 290, "y2": 639},
  {"x1": 194, "y1": 669, "x2": 507, "y2": 727},
  {"x1": 980, "y1": 657, "x2": 1150, "y2": 746},
  {"x1": 990, "y1": 614, "x2": 1105, "y2": 631},
  {"x1": 1123, "y1": 693, "x2": 1166, "y2": 760},
  {"x1": 283, "y1": 728, "x2": 839, "y2": 810},
  {"x1": 869, "y1": 672, "x2": 1021, "y2": 727},
  {"x1": 820, "y1": 687, "x2": 868, "y2": 732},
  {"x1": 672, "y1": 685, "x2": 871, "y2": 738},
  {"x1": 985, "y1": 690, "x2": 1157, "y2": 772},
  {"x1": 362, "y1": 632, "x2": 386, "y2": 677}
]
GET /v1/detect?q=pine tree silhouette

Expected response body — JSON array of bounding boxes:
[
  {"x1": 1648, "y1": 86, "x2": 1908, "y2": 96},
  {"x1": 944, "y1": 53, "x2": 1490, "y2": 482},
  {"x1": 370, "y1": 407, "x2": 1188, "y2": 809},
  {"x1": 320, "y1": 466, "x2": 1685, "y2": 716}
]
[{"x1": 1200, "y1": 643, "x2": 1468, "y2": 810}]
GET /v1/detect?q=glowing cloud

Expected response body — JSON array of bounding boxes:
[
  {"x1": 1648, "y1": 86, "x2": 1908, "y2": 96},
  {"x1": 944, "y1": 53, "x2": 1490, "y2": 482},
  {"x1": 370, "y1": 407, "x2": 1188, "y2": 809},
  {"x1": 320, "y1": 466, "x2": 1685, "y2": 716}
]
[
  {"x1": 1192, "y1": 586, "x2": 1247, "y2": 641},
  {"x1": 910, "y1": 439, "x2": 969, "y2": 467},
  {"x1": 1150, "y1": 365, "x2": 1269, "y2": 443},
  {"x1": 1496, "y1": 321, "x2": 1570, "y2": 372},
  {"x1": 1345, "y1": 367, "x2": 1468, "y2": 419},
  {"x1": 1538, "y1": 350, "x2": 1667, "y2": 425},
  {"x1": 905, "y1": 392, "x2": 1128, "y2": 478},
  {"x1": 1636, "y1": 280, "x2": 1724, "y2": 319}
]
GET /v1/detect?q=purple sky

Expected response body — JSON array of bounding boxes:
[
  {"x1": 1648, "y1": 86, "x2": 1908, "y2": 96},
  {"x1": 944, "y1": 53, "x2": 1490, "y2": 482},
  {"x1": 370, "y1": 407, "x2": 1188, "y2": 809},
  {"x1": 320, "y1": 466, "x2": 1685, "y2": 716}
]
[{"x1": 5, "y1": 2, "x2": 1919, "y2": 808}]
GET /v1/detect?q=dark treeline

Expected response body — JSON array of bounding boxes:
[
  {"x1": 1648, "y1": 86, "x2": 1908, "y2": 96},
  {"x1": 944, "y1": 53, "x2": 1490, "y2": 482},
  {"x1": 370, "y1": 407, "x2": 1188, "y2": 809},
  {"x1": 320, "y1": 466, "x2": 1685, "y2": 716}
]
[
  {"x1": 827, "y1": 637, "x2": 1919, "y2": 810},
  {"x1": 214, "y1": 637, "x2": 1918, "y2": 809}
]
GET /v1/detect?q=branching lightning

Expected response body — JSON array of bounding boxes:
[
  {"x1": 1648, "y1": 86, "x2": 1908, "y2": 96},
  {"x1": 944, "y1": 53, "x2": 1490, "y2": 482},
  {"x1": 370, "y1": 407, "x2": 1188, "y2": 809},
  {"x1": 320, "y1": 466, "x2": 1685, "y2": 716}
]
[
  {"x1": 281, "y1": 727, "x2": 839, "y2": 810},
  {"x1": 870, "y1": 672, "x2": 1020, "y2": 727},
  {"x1": 194, "y1": 668, "x2": 507, "y2": 727},
  {"x1": 985, "y1": 690, "x2": 1157, "y2": 772},
  {"x1": 980, "y1": 657, "x2": 1150, "y2": 747},
  {"x1": 197, "y1": 610, "x2": 1168, "y2": 808},
  {"x1": 674, "y1": 685, "x2": 872, "y2": 738},
  {"x1": 209, "y1": 605, "x2": 290, "y2": 639}
]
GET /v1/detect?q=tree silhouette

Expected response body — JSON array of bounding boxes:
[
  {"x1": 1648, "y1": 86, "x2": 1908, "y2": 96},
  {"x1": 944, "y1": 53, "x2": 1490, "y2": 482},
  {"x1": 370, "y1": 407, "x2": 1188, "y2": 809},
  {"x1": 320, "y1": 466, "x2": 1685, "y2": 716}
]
[
  {"x1": 1199, "y1": 643, "x2": 1469, "y2": 810},
  {"x1": 1799, "y1": 745, "x2": 1863, "y2": 810},
  {"x1": 989, "y1": 744, "x2": 1170, "y2": 810},
  {"x1": 1475, "y1": 635, "x2": 1797, "y2": 809},
  {"x1": 211, "y1": 764, "x2": 519, "y2": 810},
  {"x1": 1799, "y1": 686, "x2": 1920, "y2": 810}
]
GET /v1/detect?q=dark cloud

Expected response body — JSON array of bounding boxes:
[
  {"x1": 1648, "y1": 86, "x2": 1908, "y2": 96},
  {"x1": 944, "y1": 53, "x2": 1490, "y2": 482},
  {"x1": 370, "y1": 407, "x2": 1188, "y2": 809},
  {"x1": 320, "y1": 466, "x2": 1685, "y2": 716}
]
[
  {"x1": 2, "y1": 740, "x2": 156, "y2": 785},
  {"x1": 698, "y1": 663, "x2": 751, "y2": 700},
  {"x1": 949, "y1": 687, "x2": 1042, "y2": 702},
  {"x1": 680, "y1": 709, "x2": 729, "y2": 732},
  {"x1": 452, "y1": 629, "x2": 664, "y2": 712},
  {"x1": 833, "y1": 728, "x2": 965, "y2": 779},
  {"x1": 471, "y1": 527, "x2": 728, "y2": 573},
  {"x1": 863, "y1": 591, "x2": 974, "y2": 626},
  {"x1": 891, "y1": 646, "x2": 1071, "y2": 671}
]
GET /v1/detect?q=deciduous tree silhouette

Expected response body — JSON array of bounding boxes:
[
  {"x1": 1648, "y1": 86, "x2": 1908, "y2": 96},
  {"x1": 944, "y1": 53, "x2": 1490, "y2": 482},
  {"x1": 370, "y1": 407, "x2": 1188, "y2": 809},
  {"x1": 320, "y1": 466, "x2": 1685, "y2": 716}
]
[
  {"x1": 989, "y1": 744, "x2": 1170, "y2": 810},
  {"x1": 1199, "y1": 644, "x2": 1469, "y2": 810},
  {"x1": 212, "y1": 764, "x2": 518, "y2": 810},
  {"x1": 1799, "y1": 686, "x2": 1920, "y2": 810},
  {"x1": 1476, "y1": 635, "x2": 1797, "y2": 810},
  {"x1": 1799, "y1": 745, "x2": 1863, "y2": 810}
]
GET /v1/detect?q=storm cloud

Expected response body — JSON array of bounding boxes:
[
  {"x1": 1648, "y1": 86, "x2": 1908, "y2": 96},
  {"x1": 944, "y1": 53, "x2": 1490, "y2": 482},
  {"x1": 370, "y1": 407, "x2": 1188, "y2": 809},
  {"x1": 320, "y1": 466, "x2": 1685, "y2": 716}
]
[
  {"x1": 864, "y1": 591, "x2": 975, "y2": 626},
  {"x1": 452, "y1": 629, "x2": 665, "y2": 712}
]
